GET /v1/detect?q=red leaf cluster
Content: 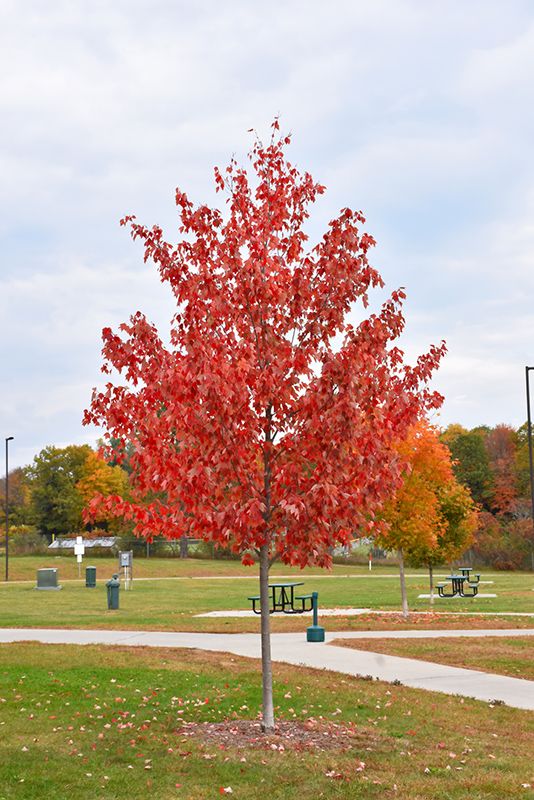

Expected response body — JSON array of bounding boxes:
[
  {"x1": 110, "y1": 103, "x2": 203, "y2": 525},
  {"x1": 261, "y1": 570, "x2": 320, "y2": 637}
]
[{"x1": 84, "y1": 127, "x2": 445, "y2": 566}]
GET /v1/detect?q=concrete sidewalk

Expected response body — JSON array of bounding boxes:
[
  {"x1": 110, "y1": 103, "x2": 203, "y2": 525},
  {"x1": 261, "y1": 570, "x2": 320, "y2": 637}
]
[{"x1": 1, "y1": 627, "x2": 533, "y2": 711}]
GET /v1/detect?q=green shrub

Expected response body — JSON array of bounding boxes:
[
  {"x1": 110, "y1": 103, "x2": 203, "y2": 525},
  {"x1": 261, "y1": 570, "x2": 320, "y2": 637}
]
[{"x1": 9, "y1": 526, "x2": 48, "y2": 555}]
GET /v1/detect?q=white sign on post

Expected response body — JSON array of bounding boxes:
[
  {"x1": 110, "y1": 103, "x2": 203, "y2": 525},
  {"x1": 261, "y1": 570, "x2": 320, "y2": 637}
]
[
  {"x1": 74, "y1": 535, "x2": 85, "y2": 577},
  {"x1": 74, "y1": 535, "x2": 85, "y2": 557}
]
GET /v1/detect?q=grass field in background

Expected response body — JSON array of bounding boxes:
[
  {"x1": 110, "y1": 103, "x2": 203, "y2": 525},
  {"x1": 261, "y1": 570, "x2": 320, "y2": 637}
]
[
  {"x1": 0, "y1": 558, "x2": 534, "y2": 632},
  {"x1": 0, "y1": 554, "x2": 380, "y2": 582},
  {"x1": 2, "y1": 642, "x2": 534, "y2": 800}
]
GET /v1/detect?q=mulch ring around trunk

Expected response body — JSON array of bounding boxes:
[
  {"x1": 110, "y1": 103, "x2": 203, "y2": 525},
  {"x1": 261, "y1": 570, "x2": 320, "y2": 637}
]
[{"x1": 179, "y1": 718, "x2": 383, "y2": 752}]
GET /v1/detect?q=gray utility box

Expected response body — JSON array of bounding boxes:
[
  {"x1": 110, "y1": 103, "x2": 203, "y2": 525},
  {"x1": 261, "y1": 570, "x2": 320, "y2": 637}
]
[{"x1": 35, "y1": 568, "x2": 62, "y2": 591}]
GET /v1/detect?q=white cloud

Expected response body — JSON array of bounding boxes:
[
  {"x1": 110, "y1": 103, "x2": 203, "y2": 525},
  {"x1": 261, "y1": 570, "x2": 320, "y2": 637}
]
[
  {"x1": 2, "y1": 0, "x2": 534, "y2": 467},
  {"x1": 460, "y1": 22, "x2": 534, "y2": 100}
]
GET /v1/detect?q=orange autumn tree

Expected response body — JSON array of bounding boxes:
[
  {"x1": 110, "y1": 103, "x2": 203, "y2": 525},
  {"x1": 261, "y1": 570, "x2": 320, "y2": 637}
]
[
  {"x1": 378, "y1": 421, "x2": 477, "y2": 616},
  {"x1": 83, "y1": 122, "x2": 445, "y2": 731}
]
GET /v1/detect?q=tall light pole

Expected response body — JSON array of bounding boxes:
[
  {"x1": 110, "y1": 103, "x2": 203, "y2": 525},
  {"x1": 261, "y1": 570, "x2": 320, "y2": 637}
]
[
  {"x1": 525, "y1": 368, "x2": 534, "y2": 571},
  {"x1": 5, "y1": 436, "x2": 14, "y2": 582}
]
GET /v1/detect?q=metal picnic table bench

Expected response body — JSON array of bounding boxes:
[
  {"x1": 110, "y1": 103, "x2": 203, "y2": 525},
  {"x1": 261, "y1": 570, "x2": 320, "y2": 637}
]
[
  {"x1": 247, "y1": 582, "x2": 314, "y2": 615},
  {"x1": 436, "y1": 566, "x2": 481, "y2": 598},
  {"x1": 247, "y1": 581, "x2": 324, "y2": 641}
]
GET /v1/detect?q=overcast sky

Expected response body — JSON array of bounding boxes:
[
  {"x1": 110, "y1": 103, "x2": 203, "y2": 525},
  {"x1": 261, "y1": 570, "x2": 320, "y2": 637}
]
[{"x1": 2, "y1": 0, "x2": 534, "y2": 469}]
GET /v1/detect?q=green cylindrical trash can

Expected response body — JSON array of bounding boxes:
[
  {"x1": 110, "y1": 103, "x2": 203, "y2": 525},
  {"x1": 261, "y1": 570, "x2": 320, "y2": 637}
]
[{"x1": 85, "y1": 566, "x2": 96, "y2": 588}]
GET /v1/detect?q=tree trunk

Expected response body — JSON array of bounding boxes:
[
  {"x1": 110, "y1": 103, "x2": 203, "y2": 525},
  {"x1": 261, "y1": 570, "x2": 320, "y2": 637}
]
[
  {"x1": 428, "y1": 562, "x2": 434, "y2": 606},
  {"x1": 179, "y1": 534, "x2": 189, "y2": 559},
  {"x1": 259, "y1": 402, "x2": 275, "y2": 733},
  {"x1": 398, "y1": 548, "x2": 409, "y2": 619},
  {"x1": 259, "y1": 543, "x2": 275, "y2": 732}
]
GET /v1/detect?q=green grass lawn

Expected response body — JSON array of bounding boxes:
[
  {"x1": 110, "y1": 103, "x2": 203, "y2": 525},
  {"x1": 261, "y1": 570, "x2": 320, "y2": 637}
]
[
  {"x1": 0, "y1": 558, "x2": 534, "y2": 633},
  {"x1": 2, "y1": 642, "x2": 534, "y2": 800},
  {"x1": 1, "y1": 554, "x2": 383, "y2": 582},
  {"x1": 332, "y1": 635, "x2": 534, "y2": 680},
  {"x1": 0, "y1": 556, "x2": 534, "y2": 631},
  {"x1": 2, "y1": 558, "x2": 534, "y2": 798}
]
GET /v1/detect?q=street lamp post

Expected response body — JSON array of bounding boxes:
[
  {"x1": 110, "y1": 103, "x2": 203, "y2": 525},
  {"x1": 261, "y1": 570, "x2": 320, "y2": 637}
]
[
  {"x1": 525, "y1": 368, "x2": 534, "y2": 571},
  {"x1": 5, "y1": 437, "x2": 14, "y2": 582}
]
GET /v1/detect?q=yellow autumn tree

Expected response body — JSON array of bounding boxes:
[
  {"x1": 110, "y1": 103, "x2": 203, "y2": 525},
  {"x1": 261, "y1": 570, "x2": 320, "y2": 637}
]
[{"x1": 76, "y1": 451, "x2": 130, "y2": 535}]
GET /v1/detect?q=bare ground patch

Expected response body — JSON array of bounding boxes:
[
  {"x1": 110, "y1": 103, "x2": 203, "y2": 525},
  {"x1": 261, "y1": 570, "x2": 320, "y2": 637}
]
[{"x1": 180, "y1": 717, "x2": 384, "y2": 753}]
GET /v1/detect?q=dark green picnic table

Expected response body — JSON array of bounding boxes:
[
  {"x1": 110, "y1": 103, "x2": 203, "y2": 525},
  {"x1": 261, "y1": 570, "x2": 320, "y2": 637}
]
[{"x1": 248, "y1": 582, "x2": 313, "y2": 614}]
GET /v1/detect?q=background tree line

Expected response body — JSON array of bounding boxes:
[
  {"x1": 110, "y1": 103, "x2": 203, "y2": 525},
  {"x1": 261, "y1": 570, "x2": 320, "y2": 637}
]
[
  {"x1": 441, "y1": 423, "x2": 534, "y2": 570},
  {"x1": 1, "y1": 420, "x2": 534, "y2": 570},
  {"x1": 1, "y1": 444, "x2": 209, "y2": 558},
  {"x1": 0, "y1": 444, "x2": 132, "y2": 552}
]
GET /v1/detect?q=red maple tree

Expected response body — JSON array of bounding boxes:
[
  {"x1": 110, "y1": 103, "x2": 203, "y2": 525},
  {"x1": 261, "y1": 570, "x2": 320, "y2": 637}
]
[
  {"x1": 84, "y1": 122, "x2": 445, "y2": 730},
  {"x1": 485, "y1": 424, "x2": 518, "y2": 515}
]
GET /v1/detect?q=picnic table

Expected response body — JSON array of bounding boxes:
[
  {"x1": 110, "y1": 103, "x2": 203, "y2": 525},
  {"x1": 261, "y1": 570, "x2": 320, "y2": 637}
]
[
  {"x1": 458, "y1": 566, "x2": 481, "y2": 583},
  {"x1": 248, "y1": 582, "x2": 314, "y2": 615},
  {"x1": 437, "y1": 567, "x2": 480, "y2": 599},
  {"x1": 247, "y1": 582, "x2": 326, "y2": 642}
]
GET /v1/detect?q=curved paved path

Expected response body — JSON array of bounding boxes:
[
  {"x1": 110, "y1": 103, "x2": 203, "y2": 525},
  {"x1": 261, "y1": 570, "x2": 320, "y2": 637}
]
[{"x1": 1, "y1": 627, "x2": 533, "y2": 711}]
